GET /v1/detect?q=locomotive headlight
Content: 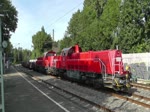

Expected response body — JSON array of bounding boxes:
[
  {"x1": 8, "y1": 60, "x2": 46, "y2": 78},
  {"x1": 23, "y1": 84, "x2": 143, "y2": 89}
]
[
  {"x1": 119, "y1": 80, "x2": 123, "y2": 84},
  {"x1": 119, "y1": 80, "x2": 125, "y2": 84}
]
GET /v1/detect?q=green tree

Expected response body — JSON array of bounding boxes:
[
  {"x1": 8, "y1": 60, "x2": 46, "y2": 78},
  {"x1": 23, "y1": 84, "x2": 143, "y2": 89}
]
[
  {"x1": 21, "y1": 49, "x2": 31, "y2": 61},
  {"x1": 115, "y1": 0, "x2": 150, "y2": 53},
  {"x1": 94, "y1": 0, "x2": 121, "y2": 50},
  {"x1": 0, "y1": 0, "x2": 18, "y2": 64},
  {"x1": 62, "y1": 0, "x2": 120, "y2": 51},
  {"x1": 32, "y1": 27, "x2": 52, "y2": 58},
  {"x1": 11, "y1": 47, "x2": 31, "y2": 63},
  {"x1": 12, "y1": 48, "x2": 17, "y2": 63},
  {"x1": 60, "y1": 0, "x2": 150, "y2": 53},
  {"x1": 0, "y1": 0, "x2": 18, "y2": 41}
]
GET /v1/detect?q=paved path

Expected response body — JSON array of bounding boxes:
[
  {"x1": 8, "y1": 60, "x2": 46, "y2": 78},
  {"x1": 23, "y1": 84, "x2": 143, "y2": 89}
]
[{"x1": 4, "y1": 66, "x2": 67, "y2": 112}]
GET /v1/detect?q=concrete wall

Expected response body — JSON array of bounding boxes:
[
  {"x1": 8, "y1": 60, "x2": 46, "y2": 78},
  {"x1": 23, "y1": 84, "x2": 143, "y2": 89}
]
[{"x1": 122, "y1": 53, "x2": 150, "y2": 80}]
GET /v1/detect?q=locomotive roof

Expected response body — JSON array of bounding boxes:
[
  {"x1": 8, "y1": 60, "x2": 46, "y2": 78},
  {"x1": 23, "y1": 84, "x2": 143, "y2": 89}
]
[
  {"x1": 61, "y1": 44, "x2": 82, "y2": 56},
  {"x1": 61, "y1": 46, "x2": 73, "y2": 56},
  {"x1": 62, "y1": 47, "x2": 72, "y2": 52},
  {"x1": 44, "y1": 50, "x2": 56, "y2": 56}
]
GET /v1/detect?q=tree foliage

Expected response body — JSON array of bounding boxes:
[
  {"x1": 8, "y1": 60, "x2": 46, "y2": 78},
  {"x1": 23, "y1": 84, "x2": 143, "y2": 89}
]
[
  {"x1": 60, "y1": 0, "x2": 150, "y2": 53},
  {"x1": 0, "y1": 0, "x2": 18, "y2": 64},
  {"x1": 0, "y1": 0, "x2": 18, "y2": 41},
  {"x1": 32, "y1": 27, "x2": 53, "y2": 58},
  {"x1": 114, "y1": 0, "x2": 150, "y2": 53},
  {"x1": 11, "y1": 47, "x2": 31, "y2": 64}
]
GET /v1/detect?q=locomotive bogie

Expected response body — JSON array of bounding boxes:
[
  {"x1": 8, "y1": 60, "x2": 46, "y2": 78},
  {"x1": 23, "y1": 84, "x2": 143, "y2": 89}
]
[{"x1": 66, "y1": 70, "x2": 81, "y2": 80}]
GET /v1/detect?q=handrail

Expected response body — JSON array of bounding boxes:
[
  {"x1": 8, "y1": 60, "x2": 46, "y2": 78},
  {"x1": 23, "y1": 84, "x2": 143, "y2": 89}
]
[
  {"x1": 95, "y1": 58, "x2": 107, "y2": 80},
  {"x1": 113, "y1": 57, "x2": 122, "y2": 77}
]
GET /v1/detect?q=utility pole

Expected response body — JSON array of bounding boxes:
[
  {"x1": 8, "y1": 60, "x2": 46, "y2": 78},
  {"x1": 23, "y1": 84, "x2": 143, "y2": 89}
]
[
  {"x1": 52, "y1": 29, "x2": 54, "y2": 50},
  {"x1": 52, "y1": 29, "x2": 54, "y2": 41},
  {"x1": 116, "y1": 45, "x2": 118, "y2": 50},
  {"x1": 0, "y1": 14, "x2": 5, "y2": 112}
]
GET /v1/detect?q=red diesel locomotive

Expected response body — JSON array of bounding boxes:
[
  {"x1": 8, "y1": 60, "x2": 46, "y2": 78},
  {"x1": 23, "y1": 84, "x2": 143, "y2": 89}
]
[
  {"x1": 34, "y1": 51, "x2": 56, "y2": 74},
  {"x1": 23, "y1": 44, "x2": 131, "y2": 91}
]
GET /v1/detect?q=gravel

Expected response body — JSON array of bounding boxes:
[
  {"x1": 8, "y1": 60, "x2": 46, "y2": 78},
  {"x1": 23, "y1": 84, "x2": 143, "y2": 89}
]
[
  {"x1": 45, "y1": 78, "x2": 150, "y2": 112},
  {"x1": 20, "y1": 66, "x2": 150, "y2": 112}
]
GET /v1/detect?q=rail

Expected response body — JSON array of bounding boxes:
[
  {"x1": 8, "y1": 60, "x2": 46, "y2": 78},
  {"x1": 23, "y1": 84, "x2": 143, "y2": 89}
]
[{"x1": 17, "y1": 66, "x2": 114, "y2": 112}]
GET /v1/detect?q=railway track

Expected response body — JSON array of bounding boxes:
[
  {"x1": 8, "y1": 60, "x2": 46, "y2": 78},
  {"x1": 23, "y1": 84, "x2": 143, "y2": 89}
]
[
  {"x1": 17, "y1": 66, "x2": 150, "y2": 111},
  {"x1": 15, "y1": 66, "x2": 114, "y2": 112},
  {"x1": 131, "y1": 83, "x2": 150, "y2": 91},
  {"x1": 95, "y1": 86, "x2": 150, "y2": 109},
  {"x1": 109, "y1": 92, "x2": 150, "y2": 109}
]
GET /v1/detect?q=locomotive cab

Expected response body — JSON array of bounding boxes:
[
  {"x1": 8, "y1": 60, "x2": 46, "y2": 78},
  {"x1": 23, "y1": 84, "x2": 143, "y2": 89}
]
[
  {"x1": 45, "y1": 51, "x2": 56, "y2": 57},
  {"x1": 35, "y1": 51, "x2": 56, "y2": 74},
  {"x1": 61, "y1": 44, "x2": 82, "y2": 68},
  {"x1": 44, "y1": 51, "x2": 56, "y2": 74},
  {"x1": 61, "y1": 44, "x2": 82, "y2": 56}
]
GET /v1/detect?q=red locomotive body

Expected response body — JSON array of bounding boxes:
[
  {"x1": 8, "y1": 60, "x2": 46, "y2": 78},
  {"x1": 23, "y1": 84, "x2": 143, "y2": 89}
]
[
  {"x1": 65, "y1": 50, "x2": 124, "y2": 75},
  {"x1": 35, "y1": 51, "x2": 56, "y2": 74},
  {"x1": 52, "y1": 44, "x2": 130, "y2": 91}
]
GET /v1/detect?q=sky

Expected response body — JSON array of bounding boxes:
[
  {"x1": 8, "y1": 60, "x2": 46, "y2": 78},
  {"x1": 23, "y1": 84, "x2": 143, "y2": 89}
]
[{"x1": 10, "y1": 0, "x2": 84, "y2": 50}]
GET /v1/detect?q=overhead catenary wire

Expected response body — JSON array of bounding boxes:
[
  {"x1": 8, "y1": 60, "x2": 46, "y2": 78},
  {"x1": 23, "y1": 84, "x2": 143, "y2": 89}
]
[
  {"x1": 23, "y1": 1, "x2": 83, "y2": 43},
  {"x1": 45, "y1": 1, "x2": 83, "y2": 30}
]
